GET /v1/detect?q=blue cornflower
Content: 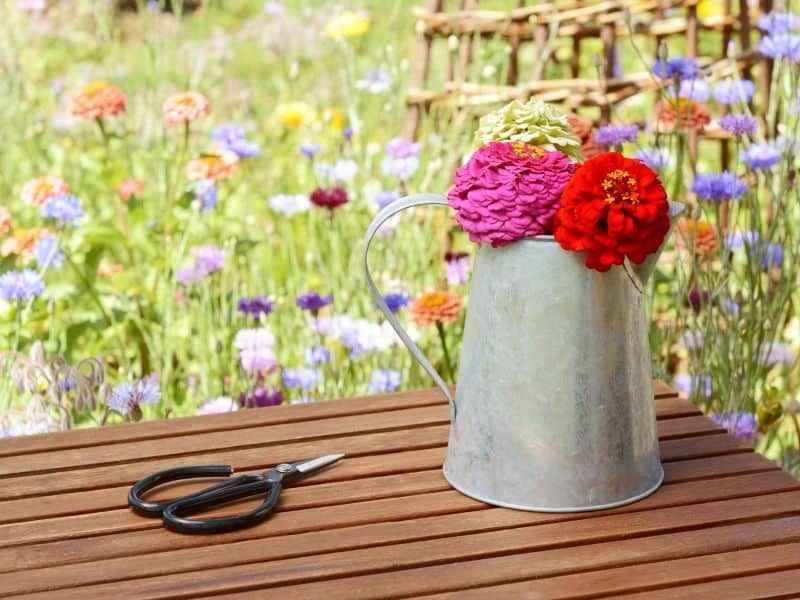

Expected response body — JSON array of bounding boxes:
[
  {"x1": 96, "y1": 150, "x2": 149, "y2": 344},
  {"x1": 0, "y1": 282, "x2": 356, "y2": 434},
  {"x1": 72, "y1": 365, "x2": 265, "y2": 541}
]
[
  {"x1": 718, "y1": 114, "x2": 758, "y2": 137},
  {"x1": 634, "y1": 147, "x2": 671, "y2": 172},
  {"x1": 713, "y1": 79, "x2": 755, "y2": 104},
  {"x1": 673, "y1": 373, "x2": 712, "y2": 398},
  {"x1": 741, "y1": 143, "x2": 781, "y2": 170},
  {"x1": 0, "y1": 269, "x2": 45, "y2": 301},
  {"x1": 282, "y1": 368, "x2": 320, "y2": 390},
  {"x1": 237, "y1": 296, "x2": 273, "y2": 320},
  {"x1": 369, "y1": 369, "x2": 402, "y2": 394},
  {"x1": 751, "y1": 242, "x2": 784, "y2": 270},
  {"x1": 675, "y1": 78, "x2": 711, "y2": 103},
  {"x1": 211, "y1": 123, "x2": 260, "y2": 158},
  {"x1": 41, "y1": 194, "x2": 83, "y2": 226},
  {"x1": 34, "y1": 234, "x2": 64, "y2": 269},
  {"x1": 712, "y1": 412, "x2": 757, "y2": 441},
  {"x1": 595, "y1": 124, "x2": 639, "y2": 146},
  {"x1": 375, "y1": 190, "x2": 400, "y2": 210},
  {"x1": 191, "y1": 180, "x2": 218, "y2": 212},
  {"x1": 757, "y1": 10, "x2": 800, "y2": 35},
  {"x1": 296, "y1": 291, "x2": 333, "y2": 313},
  {"x1": 691, "y1": 172, "x2": 747, "y2": 201},
  {"x1": 722, "y1": 298, "x2": 741, "y2": 315},
  {"x1": 299, "y1": 142, "x2": 321, "y2": 158},
  {"x1": 108, "y1": 377, "x2": 161, "y2": 419},
  {"x1": 758, "y1": 34, "x2": 800, "y2": 61},
  {"x1": 305, "y1": 345, "x2": 332, "y2": 367},
  {"x1": 725, "y1": 230, "x2": 760, "y2": 250},
  {"x1": 342, "y1": 127, "x2": 354, "y2": 141},
  {"x1": 653, "y1": 57, "x2": 700, "y2": 80},
  {"x1": 382, "y1": 293, "x2": 409, "y2": 313}
]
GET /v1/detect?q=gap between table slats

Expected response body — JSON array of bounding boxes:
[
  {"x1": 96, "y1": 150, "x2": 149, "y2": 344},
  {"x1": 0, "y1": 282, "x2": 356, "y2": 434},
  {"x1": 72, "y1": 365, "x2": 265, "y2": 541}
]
[
  {"x1": 10, "y1": 496, "x2": 800, "y2": 600},
  {"x1": 0, "y1": 381, "x2": 679, "y2": 459}
]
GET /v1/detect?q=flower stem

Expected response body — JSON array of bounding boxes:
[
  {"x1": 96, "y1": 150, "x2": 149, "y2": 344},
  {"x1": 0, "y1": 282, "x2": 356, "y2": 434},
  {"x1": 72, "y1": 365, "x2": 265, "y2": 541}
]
[{"x1": 435, "y1": 320, "x2": 455, "y2": 383}]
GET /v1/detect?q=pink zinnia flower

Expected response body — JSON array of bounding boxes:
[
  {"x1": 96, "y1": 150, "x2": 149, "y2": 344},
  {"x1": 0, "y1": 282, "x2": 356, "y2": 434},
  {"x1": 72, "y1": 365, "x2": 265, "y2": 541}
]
[
  {"x1": 117, "y1": 179, "x2": 144, "y2": 202},
  {"x1": 163, "y1": 92, "x2": 210, "y2": 126},
  {"x1": 0, "y1": 206, "x2": 12, "y2": 236},
  {"x1": 69, "y1": 82, "x2": 126, "y2": 120},
  {"x1": 186, "y1": 152, "x2": 239, "y2": 181},
  {"x1": 20, "y1": 177, "x2": 69, "y2": 208},
  {"x1": 448, "y1": 142, "x2": 576, "y2": 247}
]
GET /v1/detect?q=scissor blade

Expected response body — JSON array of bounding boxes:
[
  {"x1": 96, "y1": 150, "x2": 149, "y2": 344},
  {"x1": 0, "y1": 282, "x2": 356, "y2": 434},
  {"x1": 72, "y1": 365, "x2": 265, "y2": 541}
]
[{"x1": 294, "y1": 453, "x2": 345, "y2": 474}]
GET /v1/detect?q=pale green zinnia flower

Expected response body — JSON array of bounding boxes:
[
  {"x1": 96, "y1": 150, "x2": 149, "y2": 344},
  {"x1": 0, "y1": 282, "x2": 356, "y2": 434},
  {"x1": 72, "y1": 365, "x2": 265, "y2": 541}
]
[{"x1": 472, "y1": 100, "x2": 581, "y2": 159}]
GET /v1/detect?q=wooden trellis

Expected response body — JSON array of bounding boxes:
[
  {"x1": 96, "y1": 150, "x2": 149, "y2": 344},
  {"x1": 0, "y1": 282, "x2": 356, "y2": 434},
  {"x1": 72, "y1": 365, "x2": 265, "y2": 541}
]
[{"x1": 404, "y1": 0, "x2": 772, "y2": 169}]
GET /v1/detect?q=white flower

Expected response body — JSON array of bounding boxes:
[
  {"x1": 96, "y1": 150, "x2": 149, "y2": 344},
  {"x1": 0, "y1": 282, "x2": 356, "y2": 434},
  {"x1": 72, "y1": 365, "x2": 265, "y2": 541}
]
[
  {"x1": 197, "y1": 397, "x2": 238, "y2": 415},
  {"x1": 355, "y1": 64, "x2": 392, "y2": 94},
  {"x1": 234, "y1": 327, "x2": 275, "y2": 351},
  {"x1": 268, "y1": 193, "x2": 311, "y2": 217}
]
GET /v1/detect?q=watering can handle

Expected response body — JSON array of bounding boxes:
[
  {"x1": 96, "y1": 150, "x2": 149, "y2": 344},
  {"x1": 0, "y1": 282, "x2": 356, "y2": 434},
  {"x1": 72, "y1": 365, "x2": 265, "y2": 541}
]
[{"x1": 362, "y1": 193, "x2": 457, "y2": 418}]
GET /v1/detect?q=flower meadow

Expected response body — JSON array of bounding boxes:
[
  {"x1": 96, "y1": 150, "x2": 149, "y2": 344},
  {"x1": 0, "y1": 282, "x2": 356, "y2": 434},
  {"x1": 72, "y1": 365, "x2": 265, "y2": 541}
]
[{"x1": 1, "y1": 1, "x2": 800, "y2": 475}]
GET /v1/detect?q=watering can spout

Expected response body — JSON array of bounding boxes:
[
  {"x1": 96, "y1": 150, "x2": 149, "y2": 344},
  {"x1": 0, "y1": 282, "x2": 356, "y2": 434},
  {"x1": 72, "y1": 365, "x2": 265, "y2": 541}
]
[{"x1": 627, "y1": 201, "x2": 685, "y2": 290}]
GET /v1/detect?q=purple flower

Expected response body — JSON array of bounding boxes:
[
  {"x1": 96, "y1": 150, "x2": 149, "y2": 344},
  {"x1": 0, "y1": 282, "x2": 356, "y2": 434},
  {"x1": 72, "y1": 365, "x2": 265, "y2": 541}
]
[
  {"x1": 757, "y1": 11, "x2": 800, "y2": 35},
  {"x1": 238, "y1": 296, "x2": 273, "y2": 320},
  {"x1": 375, "y1": 190, "x2": 400, "y2": 210},
  {"x1": 0, "y1": 269, "x2": 45, "y2": 301},
  {"x1": 282, "y1": 368, "x2": 319, "y2": 390},
  {"x1": 178, "y1": 245, "x2": 226, "y2": 284},
  {"x1": 653, "y1": 57, "x2": 700, "y2": 80},
  {"x1": 382, "y1": 293, "x2": 409, "y2": 313},
  {"x1": 712, "y1": 412, "x2": 757, "y2": 441},
  {"x1": 725, "y1": 230, "x2": 760, "y2": 250},
  {"x1": 369, "y1": 369, "x2": 402, "y2": 393},
  {"x1": 304, "y1": 345, "x2": 332, "y2": 366},
  {"x1": 445, "y1": 251, "x2": 471, "y2": 285},
  {"x1": 385, "y1": 137, "x2": 421, "y2": 158},
  {"x1": 381, "y1": 137, "x2": 421, "y2": 181},
  {"x1": 191, "y1": 180, "x2": 218, "y2": 212},
  {"x1": 211, "y1": 123, "x2": 260, "y2": 158},
  {"x1": 718, "y1": 114, "x2": 758, "y2": 137},
  {"x1": 342, "y1": 127, "x2": 354, "y2": 141},
  {"x1": 671, "y1": 78, "x2": 711, "y2": 103},
  {"x1": 635, "y1": 147, "x2": 671, "y2": 171},
  {"x1": 759, "y1": 342, "x2": 794, "y2": 367},
  {"x1": 758, "y1": 34, "x2": 800, "y2": 61},
  {"x1": 674, "y1": 373, "x2": 712, "y2": 398},
  {"x1": 296, "y1": 290, "x2": 333, "y2": 313},
  {"x1": 41, "y1": 194, "x2": 83, "y2": 226},
  {"x1": 722, "y1": 298, "x2": 741, "y2": 315},
  {"x1": 751, "y1": 242, "x2": 784, "y2": 269},
  {"x1": 34, "y1": 234, "x2": 64, "y2": 269},
  {"x1": 741, "y1": 143, "x2": 781, "y2": 169},
  {"x1": 680, "y1": 330, "x2": 704, "y2": 349},
  {"x1": 300, "y1": 142, "x2": 321, "y2": 158},
  {"x1": 239, "y1": 347, "x2": 277, "y2": 374},
  {"x1": 686, "y1": 287, "x2": 711, "y2": 313},
  {"x1": 691, "y1": 172, "x2": 747, "y2": 201},
  {"x1": 108, "y1": 377, "x2": 161, "y2": 418},
  {"x1": 238, "y1": 387, "x2": 284, "y2": 408},
  {"x1": 355, "y1": 64, "x2": 392, "y2": 94},
  {"x1": 713, "y1": 79, "x2": 755, "y2": 104},
  {"x1": 595, "y1": 124, "x2": 640, "y2": 146}
]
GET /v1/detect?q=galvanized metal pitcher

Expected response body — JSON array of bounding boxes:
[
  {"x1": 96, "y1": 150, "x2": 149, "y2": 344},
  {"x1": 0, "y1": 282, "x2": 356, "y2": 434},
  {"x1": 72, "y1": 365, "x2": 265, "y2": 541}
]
[{"x1": 363, "y1": 193, "x2": 684, "y2": 512}]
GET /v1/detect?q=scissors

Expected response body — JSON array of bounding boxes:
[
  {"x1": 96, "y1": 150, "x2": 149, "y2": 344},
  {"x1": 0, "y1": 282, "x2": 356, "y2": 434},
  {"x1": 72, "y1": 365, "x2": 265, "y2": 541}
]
[{"x1": 128, "y1": 454, "x2": 345, "y2": 534}]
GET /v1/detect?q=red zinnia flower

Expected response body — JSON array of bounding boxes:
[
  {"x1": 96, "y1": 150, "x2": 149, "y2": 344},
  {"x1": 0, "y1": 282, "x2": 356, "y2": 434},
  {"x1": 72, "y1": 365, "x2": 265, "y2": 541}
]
[
  {"x1": 310, "y1": 187, "x2": 348, "y2": 211},
  {"x1": 553, "y1": 152, "x2": 670, "y2": 272}
]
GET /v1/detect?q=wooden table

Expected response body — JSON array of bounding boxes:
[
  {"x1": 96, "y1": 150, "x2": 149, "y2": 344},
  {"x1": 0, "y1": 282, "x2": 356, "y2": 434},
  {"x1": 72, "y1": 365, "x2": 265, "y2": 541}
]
[{"x1": 1, "y1": 382, "x2": 799, "y2": 599}]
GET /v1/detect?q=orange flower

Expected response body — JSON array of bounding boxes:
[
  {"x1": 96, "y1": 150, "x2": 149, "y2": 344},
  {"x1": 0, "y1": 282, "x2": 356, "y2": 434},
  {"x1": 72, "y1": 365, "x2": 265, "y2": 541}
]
[
  {"x1": 69, "y1": 81, "x2": 126, "y2": 120},
  {"x1": 163, "y1": 92, "x2": 210, "y2": 126},
  {"x1": 677, "y1": 217, "x2": 718, "y2": 257},
  {"x1": 652, "y1": 98, "x2": 711, "y2": 133},
  {"x1": 117, "y1": 179, "x2": 144, "y2": 202},
  {"x1": 567, "y1": 113, "x2": 603, "y2": 160},
  {"x1": 186, "y1": 151, "x2": 239, "y2": 181},
  {"x1": 1, "y1": 228, "x2": 41, "y2": 261},
  {"x1": 97, "y1": 263, "x2": 123, "y2": 277},
  {"x1": 20, "y1": 176, "x2": 69, "y2": 207},
  {"x1": 410, "y1": 291, "x2": 462, "y2": 326},
  {"x1": 0, "y1": 206, "x2": 11, "y2": 236}
]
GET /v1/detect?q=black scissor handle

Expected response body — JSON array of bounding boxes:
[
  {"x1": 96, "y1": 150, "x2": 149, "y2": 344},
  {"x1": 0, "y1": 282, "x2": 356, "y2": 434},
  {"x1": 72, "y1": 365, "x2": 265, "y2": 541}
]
[
  {"x1": 128, "y1": 465, "x2": 250, "y2": 517},
  {"x1": 162, "y1": 478, "x2": 282, "y2": 534}
]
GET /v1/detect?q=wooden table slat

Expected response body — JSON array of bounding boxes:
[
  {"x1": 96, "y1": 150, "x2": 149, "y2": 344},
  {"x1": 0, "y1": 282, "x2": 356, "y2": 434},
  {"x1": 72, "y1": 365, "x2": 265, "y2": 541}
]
[{"x1": 0, "y1": 382, "x2": 794, "y2": 600}]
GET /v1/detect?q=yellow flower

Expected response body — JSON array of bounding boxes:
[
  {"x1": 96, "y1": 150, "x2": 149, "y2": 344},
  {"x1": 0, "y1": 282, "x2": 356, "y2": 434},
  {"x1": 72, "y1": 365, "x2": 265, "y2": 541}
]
[
  {"x1": 324, "y1": 11, "x2": 370, "y2": 39},
  {"x1": 275, "y1": 102, "x2": 317, "y2": 129},
  {"x1": 697, "y1": 0, "x2": 724, "y2": 21},
  {"x1": 323, "y1": 107, "x2": 345, "y2": 132}
]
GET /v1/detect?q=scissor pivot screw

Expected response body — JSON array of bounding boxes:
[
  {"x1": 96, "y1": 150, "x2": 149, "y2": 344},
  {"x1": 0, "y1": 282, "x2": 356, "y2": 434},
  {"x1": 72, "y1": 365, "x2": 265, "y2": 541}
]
[{"x1": 275, "y1": 463, "x2": 294, "y2": 473}]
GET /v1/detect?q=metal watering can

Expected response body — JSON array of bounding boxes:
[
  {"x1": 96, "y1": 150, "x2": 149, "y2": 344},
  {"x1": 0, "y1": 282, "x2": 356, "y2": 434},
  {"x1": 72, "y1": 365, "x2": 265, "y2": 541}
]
[{"x1": 364, "y1": 193, "x2": 684, "y2": 512}]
